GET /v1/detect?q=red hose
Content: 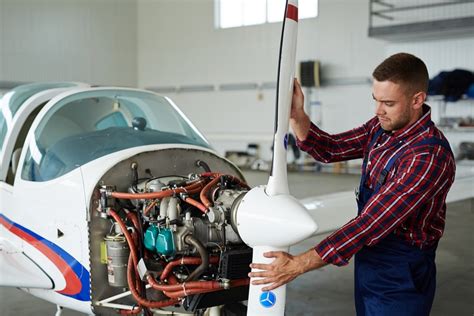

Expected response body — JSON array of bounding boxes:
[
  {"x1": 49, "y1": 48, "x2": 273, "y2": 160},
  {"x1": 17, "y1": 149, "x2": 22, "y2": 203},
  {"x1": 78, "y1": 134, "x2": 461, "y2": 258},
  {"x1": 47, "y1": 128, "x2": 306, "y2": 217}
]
[
  {"x1": 163, "y1": 278, "x2": 250, "y2": 299},
  {"x1": 119, "y1": 306, "x2": 142, "y2": 315},
  {"x1": 143, "y1": 200, "x2": 158, "y2": 216},
  {"x1": 127, "y1": 254, "x2": 179, "y2": 308},
  {"x1": 125, "y1": 211, "x2": 141, "y2": 237},
  {"x1": 200, "y1": 176, "x2": 222, "y2": 208},
  {"x1": 109, "y1": 210, "x2": 139, "y2": 267},
  {"x1": 148, "y1": 276, "x2": 223, "y2": 291},
  {"x1": 183, "y1": 197, "x2": 208, "y2": 213},
  {"x1": 200, "y1": 173, "x2": 249, "y2": 209},
  {"x1": 160, "y1": 256, "x2": 219, "y2": 281},
  {"x1": 204, "y1": 173, "x2": 249, "y2": 189},
  {"x1": 200, "y1": 172, "x2": 220, "y2": 178}
]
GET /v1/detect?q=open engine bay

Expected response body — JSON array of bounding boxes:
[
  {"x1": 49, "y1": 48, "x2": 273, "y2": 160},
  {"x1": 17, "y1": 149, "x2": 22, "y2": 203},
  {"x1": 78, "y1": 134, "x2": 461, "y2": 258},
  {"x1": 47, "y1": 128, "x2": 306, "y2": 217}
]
[{"x1": 88, "y1": 148, "x2": 252, "y2": 315}]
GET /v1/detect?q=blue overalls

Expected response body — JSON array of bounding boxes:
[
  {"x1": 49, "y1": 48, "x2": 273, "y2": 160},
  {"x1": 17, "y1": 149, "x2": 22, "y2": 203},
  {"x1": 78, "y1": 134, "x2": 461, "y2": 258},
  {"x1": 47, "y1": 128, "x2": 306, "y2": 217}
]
[{"x1": 354, "y1": 128, "x2": 452, "y2": 316}]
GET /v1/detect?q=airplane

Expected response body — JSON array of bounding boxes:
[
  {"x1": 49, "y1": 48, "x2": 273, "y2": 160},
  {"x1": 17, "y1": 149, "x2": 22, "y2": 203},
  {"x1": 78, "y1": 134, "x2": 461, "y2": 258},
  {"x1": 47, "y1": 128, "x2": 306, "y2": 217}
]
[
  {"x1": 0, "y1": 1, "x2": 314, "y2": 314},
  {"x1": 1, "y1": 1, "x2": 473, "y2": 315}
]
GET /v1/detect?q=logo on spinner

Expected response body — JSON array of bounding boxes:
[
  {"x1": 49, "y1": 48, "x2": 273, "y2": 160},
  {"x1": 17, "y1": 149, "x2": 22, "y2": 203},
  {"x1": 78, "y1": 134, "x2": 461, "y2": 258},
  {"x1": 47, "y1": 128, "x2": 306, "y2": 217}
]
[{"x1": 260, "y1": 291, "x2": 276, "y2": 308}]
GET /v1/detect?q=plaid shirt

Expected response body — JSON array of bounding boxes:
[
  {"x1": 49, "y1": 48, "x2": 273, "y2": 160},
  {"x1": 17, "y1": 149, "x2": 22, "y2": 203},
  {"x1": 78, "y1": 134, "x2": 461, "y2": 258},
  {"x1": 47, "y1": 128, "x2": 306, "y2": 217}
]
[{"x1": 297, "y1": 105, "x2": 455, "y2": 266}]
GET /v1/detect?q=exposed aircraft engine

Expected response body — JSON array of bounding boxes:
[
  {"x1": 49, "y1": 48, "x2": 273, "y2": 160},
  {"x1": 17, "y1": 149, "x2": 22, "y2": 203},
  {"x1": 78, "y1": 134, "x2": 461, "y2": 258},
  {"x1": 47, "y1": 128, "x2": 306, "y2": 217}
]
[{"x1": 88, "y1": 148, "x2": 251, "y2": 315}]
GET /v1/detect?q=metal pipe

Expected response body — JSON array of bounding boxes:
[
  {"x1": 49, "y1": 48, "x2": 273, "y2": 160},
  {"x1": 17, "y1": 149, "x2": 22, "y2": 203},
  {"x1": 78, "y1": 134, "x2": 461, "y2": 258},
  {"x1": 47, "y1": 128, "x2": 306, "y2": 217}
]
[
  {"x1": 168, "y1": 197, "x2": 179, "y2": 222},
  {"x1": 184, "y1": 235, "x2": 208, "y2": 281},
  {"x1": 159, "y1": 197, "x2": 169, "y2": 220}
]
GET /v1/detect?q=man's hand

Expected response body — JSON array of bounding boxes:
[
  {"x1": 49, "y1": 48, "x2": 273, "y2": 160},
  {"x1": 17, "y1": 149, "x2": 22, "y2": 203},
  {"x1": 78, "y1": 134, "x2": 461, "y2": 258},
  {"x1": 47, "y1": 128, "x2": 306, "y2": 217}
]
[
  {"x1": 290, "y1": 78, "x2": 306, "y2": 120},
  {"x1": 248, "y1": 249, "x2": 327, "y2": 291},
  {"x1": 290, "y1": 79, "x2": 311, "y2": 141}
]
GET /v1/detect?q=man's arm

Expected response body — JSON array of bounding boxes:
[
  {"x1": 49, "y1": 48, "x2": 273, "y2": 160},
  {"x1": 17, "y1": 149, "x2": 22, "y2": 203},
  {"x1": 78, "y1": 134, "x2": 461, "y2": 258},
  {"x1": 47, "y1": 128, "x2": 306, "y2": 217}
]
[
  {"x1": 248, "y1": 248, "x2": 328, "y2": 291},
  {"x1": 291, "y1": 79, "x2": 372, "y2": 163},
  {"x1": 315, "y1": 146, "x2": 455, "y2": 266}
]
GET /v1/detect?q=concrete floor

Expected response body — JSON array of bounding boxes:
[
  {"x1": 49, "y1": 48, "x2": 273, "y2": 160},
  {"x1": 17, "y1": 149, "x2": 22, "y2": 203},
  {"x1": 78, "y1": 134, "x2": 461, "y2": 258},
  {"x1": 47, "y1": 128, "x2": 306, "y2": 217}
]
[{"x1": 1, "y1": 170, "x2": 472, "y2": 315}]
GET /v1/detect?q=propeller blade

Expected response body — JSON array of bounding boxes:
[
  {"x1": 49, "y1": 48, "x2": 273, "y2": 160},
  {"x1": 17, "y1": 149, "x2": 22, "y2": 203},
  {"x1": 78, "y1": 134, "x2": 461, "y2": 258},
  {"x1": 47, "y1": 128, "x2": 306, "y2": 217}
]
[
  {"x1": 234, "y1": 1, "x2": 318, "y2": 315},
  {"x1": 266, "y1": 0, "x2": 299, "y2": 196}
]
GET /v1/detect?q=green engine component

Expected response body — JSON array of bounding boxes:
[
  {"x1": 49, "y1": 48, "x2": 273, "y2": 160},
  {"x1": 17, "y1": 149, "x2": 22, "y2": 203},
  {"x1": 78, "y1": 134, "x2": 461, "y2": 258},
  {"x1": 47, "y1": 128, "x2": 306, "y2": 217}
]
[
  {"x1": 144, "y1": 225, "x2": 175, "y2": 256},
  {"x1": 144, "y1": 225, "x2": 159, "y2": 252},
  {"x1": 156, "y1": 227, "x2": 175, "y2": 256}
]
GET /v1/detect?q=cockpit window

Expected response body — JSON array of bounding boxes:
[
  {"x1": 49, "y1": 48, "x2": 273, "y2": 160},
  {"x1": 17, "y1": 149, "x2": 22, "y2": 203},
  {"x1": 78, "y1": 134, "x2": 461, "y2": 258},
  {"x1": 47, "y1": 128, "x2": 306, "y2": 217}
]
[
  {"x1": 7, "y1": 82, "x2": 78, "y2": 117},
  {"x1": 21, "y1": 89, "x2": 211, "y2": 182},
  {"x1": 0, "y1": 82, "x2": 79, "y2": 154},
  {"x1": 0, "y1": 111, "x2": 6, "y2": 151},
  {"x1": 95, "y1": 112, "x2": 128, "y2": 130}
]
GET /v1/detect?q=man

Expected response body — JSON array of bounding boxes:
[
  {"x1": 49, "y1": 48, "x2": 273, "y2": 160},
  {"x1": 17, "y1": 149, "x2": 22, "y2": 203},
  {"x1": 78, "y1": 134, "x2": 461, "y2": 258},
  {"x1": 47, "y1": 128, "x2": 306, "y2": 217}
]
[{"x1": 249, "y1": 53, "x2": 456, "y2": 316}]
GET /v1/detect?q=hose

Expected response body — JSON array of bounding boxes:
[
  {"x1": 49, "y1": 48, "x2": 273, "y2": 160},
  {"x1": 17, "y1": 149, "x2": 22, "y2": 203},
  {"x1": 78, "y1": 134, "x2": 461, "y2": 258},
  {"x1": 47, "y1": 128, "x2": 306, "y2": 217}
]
[
  {"x1": 109, "y1": 210, "x2": 139, "y2": 267},
  {"x1": 183, "y1": 196, "x2": 207, "y2": 213},
  {"x1": 143, "y1": 200, "x2": 158, "y2": 216},
  {"x1": 196, "y1": 160, "x2": 211, "y2": 172},
  {"x1": 200, "y1": 176, "x2": 222, "y2": 208},
  {"x1": 162, "y1": 279, "x2": 250, "y2": 299},
  {"x1": 110, "y1": 180, "x2": 204, "y2": 200},
  {"x1": 110, "y1": 209, "x2": 155, "y2": 311},
  {"x1": 126, "y1": 210, "x2": 147, "y2": 297},
  {"x1": 184, "y1": 235, "x2": 208, "y2": 282},
  {"x1": 200, "y1": 172, "x2": 250, "y2": 189},
  {"x1": 147, "y1": 277, "x2": 223, "y2": 292},
  {"x1": 147, "y1": 273, "x2": 250, "y2": 299},
  {"x1": 127, "y1": 254, "x2": 179, "y2": 308},
  {"x1": 200, "y1": 173, "x2": 250, "y2": 209},
  {"x1": 160, "y1": 256, "x2": 219, "y2": 282},
  {"x1": 119, "y1": 306, "x2": 142, "y2": 315}
]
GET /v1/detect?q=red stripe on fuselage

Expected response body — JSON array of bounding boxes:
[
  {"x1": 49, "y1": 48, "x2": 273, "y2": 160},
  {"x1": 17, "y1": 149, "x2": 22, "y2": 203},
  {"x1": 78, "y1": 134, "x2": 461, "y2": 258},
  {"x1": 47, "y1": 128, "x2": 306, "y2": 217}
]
[
  {"x1": 287, "y1": 4, "x2": 298, "y2": 22},
  {"x1": 0, "y1": 217, "x2": 82, "y2": 296}
]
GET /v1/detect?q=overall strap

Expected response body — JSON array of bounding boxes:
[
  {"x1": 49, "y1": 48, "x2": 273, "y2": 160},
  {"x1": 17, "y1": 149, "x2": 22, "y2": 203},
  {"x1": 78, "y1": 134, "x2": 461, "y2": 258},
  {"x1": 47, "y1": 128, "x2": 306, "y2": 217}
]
[
  {"x1": 360, "y1": 128, "x2": 384, "y2": 180},
  {"x1": 374, "y1": 137, "x2": 452, "y2": 193},
  {"x1": 357, "y1": 128, "x2": 384, "y2": 200}
]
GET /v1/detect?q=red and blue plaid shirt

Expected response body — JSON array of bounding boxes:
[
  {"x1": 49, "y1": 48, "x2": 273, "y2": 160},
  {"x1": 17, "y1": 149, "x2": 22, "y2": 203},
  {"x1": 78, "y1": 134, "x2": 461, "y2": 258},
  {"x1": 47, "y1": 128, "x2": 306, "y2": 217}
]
[{"x1": 297, "y1": 105, "x2": 456, "y2": 266}]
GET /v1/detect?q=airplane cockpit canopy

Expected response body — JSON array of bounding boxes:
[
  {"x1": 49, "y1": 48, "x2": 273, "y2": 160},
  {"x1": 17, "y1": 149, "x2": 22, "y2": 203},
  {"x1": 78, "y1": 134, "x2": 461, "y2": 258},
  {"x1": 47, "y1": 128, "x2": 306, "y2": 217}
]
[
  {"x1": 0, "y1": 82, "x2": 79, "y2": 154},
  {"x1": 21, "y1": 89, "x2": 211, "y2": 182}
]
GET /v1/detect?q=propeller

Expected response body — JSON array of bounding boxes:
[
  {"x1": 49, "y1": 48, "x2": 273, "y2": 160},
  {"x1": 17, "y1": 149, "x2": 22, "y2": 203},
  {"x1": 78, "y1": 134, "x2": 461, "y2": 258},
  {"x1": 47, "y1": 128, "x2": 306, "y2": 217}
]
[{"x1": 235, "y1": 1, "x2": 318, "y2": 315}]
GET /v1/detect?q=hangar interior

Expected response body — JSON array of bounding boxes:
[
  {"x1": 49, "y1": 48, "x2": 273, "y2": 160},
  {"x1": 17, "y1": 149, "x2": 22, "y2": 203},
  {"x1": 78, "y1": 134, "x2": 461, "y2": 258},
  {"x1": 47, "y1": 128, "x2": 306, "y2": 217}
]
[{"x1": 0, "y1": 0, "x2": 473, "y2": 315}]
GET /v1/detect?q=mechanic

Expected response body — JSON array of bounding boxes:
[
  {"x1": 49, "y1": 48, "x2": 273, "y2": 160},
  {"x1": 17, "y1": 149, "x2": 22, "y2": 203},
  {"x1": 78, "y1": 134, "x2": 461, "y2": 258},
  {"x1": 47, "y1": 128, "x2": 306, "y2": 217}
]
[{"x1": 249, "y1": 53, "x2": 456, "y2": 316}]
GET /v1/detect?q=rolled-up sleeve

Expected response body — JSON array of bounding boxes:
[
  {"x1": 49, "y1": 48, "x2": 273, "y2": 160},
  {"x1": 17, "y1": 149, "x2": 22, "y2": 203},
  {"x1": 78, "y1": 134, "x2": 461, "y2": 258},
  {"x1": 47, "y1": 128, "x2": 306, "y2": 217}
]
[
  {"x1": 314, "y1": 146, "x2": 455, "y2": 266},
  {"x1": 296, "y1": 121, "x2": 374, "y2": 163}
]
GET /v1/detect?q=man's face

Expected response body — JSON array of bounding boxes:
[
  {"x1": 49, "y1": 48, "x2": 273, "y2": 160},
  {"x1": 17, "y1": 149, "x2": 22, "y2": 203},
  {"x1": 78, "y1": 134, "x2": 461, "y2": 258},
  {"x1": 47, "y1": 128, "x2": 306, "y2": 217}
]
[{"x1": 372, "y1": 80, "x2": 419, "y2": 132}]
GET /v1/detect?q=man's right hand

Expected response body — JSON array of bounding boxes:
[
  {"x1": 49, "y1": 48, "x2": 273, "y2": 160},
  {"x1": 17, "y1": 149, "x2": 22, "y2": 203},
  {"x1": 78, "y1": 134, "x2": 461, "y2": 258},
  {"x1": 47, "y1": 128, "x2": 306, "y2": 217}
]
[{"x1": 290, "y1": 78, "x2": 311, "y2": 141}]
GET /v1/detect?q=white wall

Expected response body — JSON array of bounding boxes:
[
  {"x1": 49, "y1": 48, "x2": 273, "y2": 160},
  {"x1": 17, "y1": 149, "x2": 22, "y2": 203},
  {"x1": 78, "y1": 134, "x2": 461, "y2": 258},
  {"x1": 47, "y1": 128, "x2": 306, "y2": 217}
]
[
  {"x1": 137, "y1": 0, "x2": 386, "y2": 159},
  {"x1": 1, "y1": 0, "x2": 472, "y2": 160},
  {"x1": 0, "y1": 0, "x2": 137, "y2": 86},
  {"x1": 386, "y1": 37, "x2": 474, "y2": 82}
]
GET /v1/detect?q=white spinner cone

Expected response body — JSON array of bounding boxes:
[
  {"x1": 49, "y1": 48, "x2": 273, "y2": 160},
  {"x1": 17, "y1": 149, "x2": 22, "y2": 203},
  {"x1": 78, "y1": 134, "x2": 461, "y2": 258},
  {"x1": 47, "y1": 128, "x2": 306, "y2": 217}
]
[{"x1": 235, "y1": 1, "x2": 318, "y2": 315}]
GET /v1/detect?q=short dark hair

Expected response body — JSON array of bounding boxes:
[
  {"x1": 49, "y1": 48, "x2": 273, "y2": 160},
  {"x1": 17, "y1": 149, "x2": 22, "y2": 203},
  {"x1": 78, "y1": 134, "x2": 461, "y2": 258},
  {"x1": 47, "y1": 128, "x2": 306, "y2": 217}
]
[{"x1": 372, "y1": 53, "x2": 429, "y2": 95}]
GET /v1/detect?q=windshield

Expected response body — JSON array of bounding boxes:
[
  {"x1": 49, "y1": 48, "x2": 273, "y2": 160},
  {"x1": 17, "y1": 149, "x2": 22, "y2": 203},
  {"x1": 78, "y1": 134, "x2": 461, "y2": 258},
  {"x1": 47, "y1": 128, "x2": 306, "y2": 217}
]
[
  {"x1": 21, "y1": 89, "x2": 211, "y2": 182},
  {"x1": 0, "y1": 82, "x2": 79, "y2": 152},
  {"x1": 0, "y1": 111, "x2": 6, "y2": 152}
]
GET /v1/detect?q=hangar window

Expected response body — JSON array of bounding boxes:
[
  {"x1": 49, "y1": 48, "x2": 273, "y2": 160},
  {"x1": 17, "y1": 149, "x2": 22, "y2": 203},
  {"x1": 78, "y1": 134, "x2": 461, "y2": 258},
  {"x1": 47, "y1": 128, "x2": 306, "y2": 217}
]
[{"x1": 216, "y1": 0, "x2": 318, "y2": 29}]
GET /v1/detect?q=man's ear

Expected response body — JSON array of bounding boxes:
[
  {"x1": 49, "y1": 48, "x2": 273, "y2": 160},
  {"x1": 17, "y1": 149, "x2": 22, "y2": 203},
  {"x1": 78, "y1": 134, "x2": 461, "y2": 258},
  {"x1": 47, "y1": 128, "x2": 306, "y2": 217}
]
[{"x1": 412, "y1": 91, "x2": 426, "y2": 110}]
